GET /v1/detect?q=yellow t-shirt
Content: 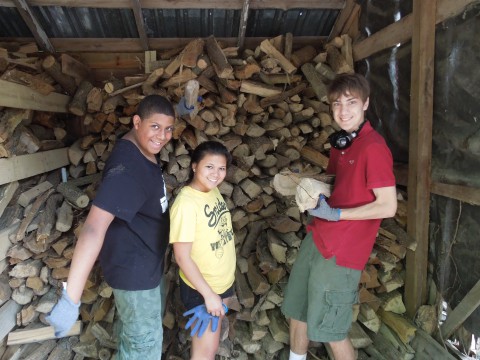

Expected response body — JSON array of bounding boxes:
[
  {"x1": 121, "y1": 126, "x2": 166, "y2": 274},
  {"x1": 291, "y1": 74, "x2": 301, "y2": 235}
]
[{"x1": 169, "y1": 186, "x2": 236, "y2": 294}]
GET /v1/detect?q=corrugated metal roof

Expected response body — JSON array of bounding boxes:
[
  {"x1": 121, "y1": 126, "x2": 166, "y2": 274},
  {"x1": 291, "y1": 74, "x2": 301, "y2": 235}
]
[
  {"x1": 0, "y1": 6, "x2": 339, "y2": 39},
  {"x1": 247, "y1": 9, "x2": 338, "y2": 37},
  {"x1": 0, "y1": 7, "x2": 30, "y2": 37}
]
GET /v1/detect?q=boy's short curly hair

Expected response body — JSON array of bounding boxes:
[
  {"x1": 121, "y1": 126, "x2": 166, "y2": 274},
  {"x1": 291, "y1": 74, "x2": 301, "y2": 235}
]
[{"x1": 137, "y1": 95, "x2": 175, "y2": 119}]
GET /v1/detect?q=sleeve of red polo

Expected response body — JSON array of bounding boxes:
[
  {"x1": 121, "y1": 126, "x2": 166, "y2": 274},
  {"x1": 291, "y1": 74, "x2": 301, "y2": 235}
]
[{"x1": 365, "y1": 142, "x2": 396, "y2": 189}]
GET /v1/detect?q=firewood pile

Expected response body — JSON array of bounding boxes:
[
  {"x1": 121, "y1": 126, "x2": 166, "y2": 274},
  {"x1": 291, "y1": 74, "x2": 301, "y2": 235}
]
[{"x1": 0, "y1": 35, "x2": 433, "y2": 360}]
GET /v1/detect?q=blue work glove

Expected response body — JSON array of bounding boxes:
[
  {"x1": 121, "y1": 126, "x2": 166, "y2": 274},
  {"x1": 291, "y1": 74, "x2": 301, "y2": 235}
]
[
  {"x1": 175, "y1": 96, "x2": 202, "y2": 116},
  {"x1": 307, "y1": 195, "x2": 341, "y2": 221},
  {"x1": 45, "y1": 289, "x2": 80, "y2": 337},
  {"x1": 183, "y1": 303, "x2": 228, "y2": 338}
]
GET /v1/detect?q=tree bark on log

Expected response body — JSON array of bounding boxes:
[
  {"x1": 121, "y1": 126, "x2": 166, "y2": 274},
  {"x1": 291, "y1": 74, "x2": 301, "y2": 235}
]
[{"x1": 42, "y1": 55, "x2": 77, "y2": 96}]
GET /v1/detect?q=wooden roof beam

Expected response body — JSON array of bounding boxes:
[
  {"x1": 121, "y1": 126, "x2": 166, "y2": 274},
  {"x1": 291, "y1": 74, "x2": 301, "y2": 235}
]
[
  {"x1": 353, "y1": 0, "x2": 477, "y2": 61},
  {"x1": 1, "y1": 36, "x2": 328, "y2": 53},
  {"x1": 328, "y1": 0, "x2": 358, "y2": 41},
  {"x1": 131, "y1": 0, "x2": 149, "y2": 51},
  {"x1": 0, "y1": 0, "x2": 346, "y2": 10},
  {"x1": 11, "y1": 0, "x2": 55, "y2": 53}
]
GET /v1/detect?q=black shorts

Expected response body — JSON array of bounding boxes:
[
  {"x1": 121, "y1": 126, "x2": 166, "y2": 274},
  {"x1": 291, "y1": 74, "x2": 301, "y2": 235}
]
[{"x1": 179, "y1": 277, "x2": 234, "y2": 311}]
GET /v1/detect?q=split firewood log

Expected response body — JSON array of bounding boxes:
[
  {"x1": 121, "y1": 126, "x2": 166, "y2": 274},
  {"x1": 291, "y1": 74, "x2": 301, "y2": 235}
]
[{"x1": 294, "y1": 177, "x2": 333, "y2": 212}]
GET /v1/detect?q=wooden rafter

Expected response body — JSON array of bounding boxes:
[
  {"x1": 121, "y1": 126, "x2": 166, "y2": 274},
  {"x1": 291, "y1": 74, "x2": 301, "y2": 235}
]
[
  {"x1": 431, "y1": 182, "x2": 480, "y2": 206},
  {"x1": 11, "y1": 0, "x2": 55, "y2": 53},
  {"x1": 237, "y1": 0, "x2": 250, "y2": 50},
  {"x1": 353, "y1": 0, "x2": 477, "y2": 61},
  {"x1": 439, "y1": 280, "x2": 480, "y2": 340},
  {"x1": 328, "y1": 0, "x2": 358, "y2": 40},
  {"x1": 0, "y1": 0, "x2": 346, "y2": 10},
  {"x1": 1, "y1": 36, "x2": 329, "y2": 53},
  {"x1": 131, "y1": 0, "x2": 149, "y2": 51},
  {"x1": 395, "y1": 164, "x2": 480, "y2": 206},
  {"x1": 404, "y1": 0, "x2": 436, "y2": 319}
]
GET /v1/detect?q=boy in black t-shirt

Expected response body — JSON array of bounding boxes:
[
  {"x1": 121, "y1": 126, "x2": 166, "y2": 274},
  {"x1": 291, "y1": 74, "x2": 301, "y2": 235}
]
[{"x1": 47, "y1": 95, "x2": 176, "y2": 360}]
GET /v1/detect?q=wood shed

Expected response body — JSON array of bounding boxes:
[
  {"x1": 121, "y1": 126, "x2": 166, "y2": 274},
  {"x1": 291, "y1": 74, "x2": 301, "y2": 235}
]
[{"x1": 0, "y1": 0, "x2": 479, "y2": 359}]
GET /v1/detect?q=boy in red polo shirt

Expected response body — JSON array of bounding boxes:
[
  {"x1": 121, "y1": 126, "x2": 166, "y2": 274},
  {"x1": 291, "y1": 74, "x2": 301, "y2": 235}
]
[{"x1": 281, "y1": 73, "x2": 397, "y2": 360}]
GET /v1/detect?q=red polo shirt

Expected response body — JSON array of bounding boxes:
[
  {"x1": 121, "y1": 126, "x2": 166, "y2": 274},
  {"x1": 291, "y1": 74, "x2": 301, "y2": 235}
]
[{"x1": 307, "y1": 121, "x2": 396, "y2": 270}]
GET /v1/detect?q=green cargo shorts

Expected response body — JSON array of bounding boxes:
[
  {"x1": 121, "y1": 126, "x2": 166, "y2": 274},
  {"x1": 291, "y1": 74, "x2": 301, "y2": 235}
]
[
  {"x1": 281, "y1": 232, "x2": 361, "y2": 342},
  {"x1": 112, "y1": 282, "x2": 164, "y2": 360}
]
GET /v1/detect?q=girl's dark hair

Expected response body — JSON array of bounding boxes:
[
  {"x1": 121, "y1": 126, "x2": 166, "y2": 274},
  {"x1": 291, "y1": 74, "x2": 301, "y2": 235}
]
[
  {"x1": 189, "y1": 141, "x2": 232, "y2": 180},
  {"x1": 327, "y1": 73, "x2": 370, "y2": 103},
  {"x1": 137, "y1": 95, "x2": 175, "y2": 119}
]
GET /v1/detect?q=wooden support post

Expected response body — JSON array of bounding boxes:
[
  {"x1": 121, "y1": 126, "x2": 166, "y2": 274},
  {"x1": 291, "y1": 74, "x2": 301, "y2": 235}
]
[
  {"x1": 404, "y1": 0, "x2": 436, "y2": 318},
  {"x1": 144, "y1": 50, "x2": 156, "y2": 74}
]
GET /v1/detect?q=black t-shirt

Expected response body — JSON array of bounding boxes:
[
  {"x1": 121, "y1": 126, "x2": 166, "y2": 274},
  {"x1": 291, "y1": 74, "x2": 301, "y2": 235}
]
[{"x1": 93, "y1": 139, "x2": 169, "y2": 290}]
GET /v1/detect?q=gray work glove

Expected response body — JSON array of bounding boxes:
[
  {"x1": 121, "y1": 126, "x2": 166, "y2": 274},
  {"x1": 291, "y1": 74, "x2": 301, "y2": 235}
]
[
  {"x1": 307, "y1": 195, "x2": 341, "y2": 221},
  {"x1": 45, "y1": 289, "x2": 80, "y2": 337}
]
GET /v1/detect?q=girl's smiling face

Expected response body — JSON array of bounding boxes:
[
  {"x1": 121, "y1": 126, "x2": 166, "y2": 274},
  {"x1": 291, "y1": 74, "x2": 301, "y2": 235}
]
[{"x1": 190, "y1": 154, "x2": 228, "y2": 192}]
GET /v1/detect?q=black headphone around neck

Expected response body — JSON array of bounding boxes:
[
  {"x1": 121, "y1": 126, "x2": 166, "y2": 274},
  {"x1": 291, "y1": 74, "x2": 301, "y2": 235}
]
[{"x1": 328, "y1": 120, "x2": 366, "y2": 150}]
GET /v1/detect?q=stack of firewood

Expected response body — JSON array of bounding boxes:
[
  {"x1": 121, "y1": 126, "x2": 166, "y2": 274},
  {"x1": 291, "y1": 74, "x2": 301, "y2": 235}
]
[{"x1": 0, "y1": 35, "x2": 430, "y2": 360}]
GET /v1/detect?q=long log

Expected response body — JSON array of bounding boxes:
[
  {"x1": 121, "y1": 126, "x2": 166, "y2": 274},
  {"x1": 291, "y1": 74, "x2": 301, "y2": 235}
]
[
  {"x1": 301, "y1": 63, "x2": 328, "y2": 102},
  {"x1": 7, "y1": 321, "x2": 82, "y2": 345},
  {"x1": 42, "y1": 55, "x2": 77, "y2": 96},
  {"x1": 205, "y1": 35, "x2": 233, "y2": 79},
  {"x1": 260, "y1": 83, "x2": 306, "y2": 108},
  {"x1": 69, "y1": 80, "x2": 94, "y2": 116},
  {"x1": 259, "y1": 39, "x2": 296, "y2": 74},
  {"x1": 0, "y1": 148, "x2": 69, "y2": 185},
  {"x1": 0, "y1": 79, "x2": 71, "y2": 113},
  {"x1": 57, "y1": 182, "x2": 90, "y2": 208}
]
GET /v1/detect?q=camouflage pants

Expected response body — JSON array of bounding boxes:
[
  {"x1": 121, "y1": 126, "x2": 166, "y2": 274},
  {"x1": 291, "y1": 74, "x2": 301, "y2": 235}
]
[{"x1": 112, "y1": 282, "x2": 164, "y2": 360}]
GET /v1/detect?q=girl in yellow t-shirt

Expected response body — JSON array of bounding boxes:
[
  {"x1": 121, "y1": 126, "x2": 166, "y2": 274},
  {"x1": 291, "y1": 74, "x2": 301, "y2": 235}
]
[{"x1": 170, "y1": 141, "x2": 236, "y2": 360}]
